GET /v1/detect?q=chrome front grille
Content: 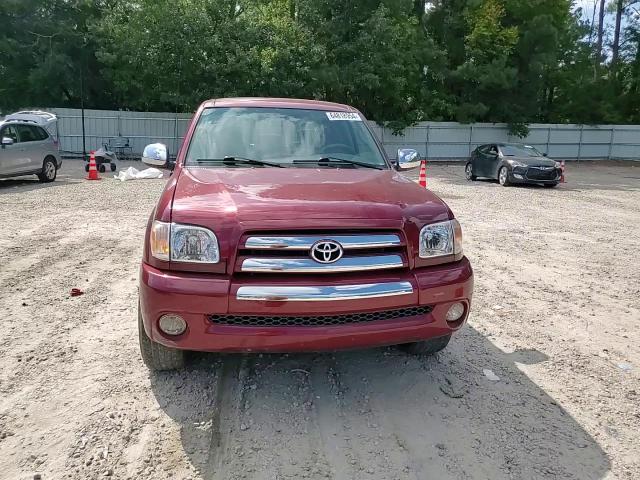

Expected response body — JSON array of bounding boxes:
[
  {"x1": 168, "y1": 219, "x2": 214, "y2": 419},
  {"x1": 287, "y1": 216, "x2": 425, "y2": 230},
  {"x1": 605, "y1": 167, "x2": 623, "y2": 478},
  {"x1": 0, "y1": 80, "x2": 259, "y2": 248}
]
[
  {"x1": 245, "y1": 234, "x2": 402, "y2": 250},
  {"x1": 238, "y1": 232, "x2": 406, "y2": 274}
]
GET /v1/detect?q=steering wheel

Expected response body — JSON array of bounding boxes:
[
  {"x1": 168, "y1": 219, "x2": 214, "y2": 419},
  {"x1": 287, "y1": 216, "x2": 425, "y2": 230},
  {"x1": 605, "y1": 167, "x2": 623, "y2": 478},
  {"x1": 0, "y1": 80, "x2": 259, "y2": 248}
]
[{"x1": 322, "y1": 143, "x2": 353, "y2": 155}]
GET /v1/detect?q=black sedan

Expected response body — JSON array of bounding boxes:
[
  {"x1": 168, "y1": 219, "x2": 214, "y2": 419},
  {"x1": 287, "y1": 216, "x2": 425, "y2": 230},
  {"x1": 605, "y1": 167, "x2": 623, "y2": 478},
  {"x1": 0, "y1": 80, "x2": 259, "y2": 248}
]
[{"x1": 465, "y1": 143, "x2": 562, "y2": 187}]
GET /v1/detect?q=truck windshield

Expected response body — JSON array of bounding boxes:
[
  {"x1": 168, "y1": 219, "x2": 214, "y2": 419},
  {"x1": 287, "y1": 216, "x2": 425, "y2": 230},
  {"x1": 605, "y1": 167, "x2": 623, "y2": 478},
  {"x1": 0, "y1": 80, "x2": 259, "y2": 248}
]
[{"x1": 185, "y1": 107, "x2": 388, "y2": 168}]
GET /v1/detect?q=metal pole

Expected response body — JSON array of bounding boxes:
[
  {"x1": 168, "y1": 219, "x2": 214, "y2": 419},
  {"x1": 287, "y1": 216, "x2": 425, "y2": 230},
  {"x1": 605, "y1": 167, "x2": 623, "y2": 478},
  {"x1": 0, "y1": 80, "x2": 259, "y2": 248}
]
[
  {"x1": 80, "y1": 62, "x2": 86, "y2": 161},
  {"x1": 546, "y1": 127, "x2": 551, "y2": 155},
  {"x1": 577, "y1": 125, "x2": 584, "y2": 161},
  {"x1": 425, "y1": 124, "x2": 430, "y2": 160},
  {"x1": 174, "y1": 112, "x2": 179, "y2": 158},
  {"x1": 608, "y1": 127, "x2": 614, "y2": 160},
  {"x1": 469, "y1": 125, "x2": 474, "y2": 156}
]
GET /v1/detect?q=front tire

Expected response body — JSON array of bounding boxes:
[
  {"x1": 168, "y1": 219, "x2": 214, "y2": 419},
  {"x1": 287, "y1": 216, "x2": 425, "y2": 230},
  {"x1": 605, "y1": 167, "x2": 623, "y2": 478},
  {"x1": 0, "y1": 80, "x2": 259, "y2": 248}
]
[
  {"x1": 138, "y1": 306, "x2": 185, "y2": 371},
  {"x1": 465, "y1": 163, "x2": 477, "y2": 181},
  {"x1": 498, "y1": 166, "x2": 511, "y2": 186},
  {"x1": 398, "y1": 334, "x2": 451, "y2": 356},
  {"x1": 38, "y1": 157, "x2": 57, "y2": 183}
]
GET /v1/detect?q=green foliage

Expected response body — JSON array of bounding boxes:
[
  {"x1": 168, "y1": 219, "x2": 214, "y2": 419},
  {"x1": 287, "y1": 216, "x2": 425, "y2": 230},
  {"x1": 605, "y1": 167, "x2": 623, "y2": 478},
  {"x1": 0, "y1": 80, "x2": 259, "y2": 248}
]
[
  {"x1": 1, "y1": 0, "x2": 639, "y2": 130},
  {"x1": 0, "y1": 0, "x2": 115, "y2": 111}
]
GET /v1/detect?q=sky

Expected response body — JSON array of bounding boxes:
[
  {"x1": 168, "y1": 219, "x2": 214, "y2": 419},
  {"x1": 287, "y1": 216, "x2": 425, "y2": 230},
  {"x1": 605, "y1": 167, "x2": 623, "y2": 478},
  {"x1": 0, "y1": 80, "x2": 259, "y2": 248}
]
[
  {"x1": 574, "y1": 0, "x2": 629, "y2": 28},
  {"x1": 575, "y1": 0, "x2": 601, "y2": 23}
]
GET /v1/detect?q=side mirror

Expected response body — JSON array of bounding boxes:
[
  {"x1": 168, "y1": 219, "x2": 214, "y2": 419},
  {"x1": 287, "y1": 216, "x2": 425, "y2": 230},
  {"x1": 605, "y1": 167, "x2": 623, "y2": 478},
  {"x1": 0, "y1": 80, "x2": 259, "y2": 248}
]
[
  {"x1": 396, "y1": 148, "x2": 421, "y2": 171},
  {"x1": 2, "y1": 137, "x2": 14, "y2": 147},
  {"x1": 142, "y1": 143, "x2": 169, "y2": 168}
]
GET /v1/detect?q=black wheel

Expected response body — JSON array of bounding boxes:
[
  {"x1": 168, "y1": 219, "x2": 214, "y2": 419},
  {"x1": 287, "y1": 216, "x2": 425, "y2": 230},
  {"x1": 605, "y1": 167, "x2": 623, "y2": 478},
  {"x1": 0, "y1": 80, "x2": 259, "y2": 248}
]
[
  {"x1": 38, "y1": 157, "x2": 57, "y2": 183},
  {"x1": 138, "y1": 305, "x2": 185, "y2": 371},
  {"x1": 110, "y1": 163, "x2": 117, "y2": 172},
  {"x1": 98, "y1": 164, "x2": 106, "y2": 173},
  {"x1": 498, "y1": 166, "x2": 511, "y2": 186},
  {"x1": 544, "y1": 183, "x2": 559, "y2": 188},
  {"x1": 398, "y1": 334, "x2": 451, "y2": 356},
  {"x1": 84, "y1": 163, "x2": 90, "y2": 172},
  {"x1": 465, "y1": 162, "x2": 477, "y2": 181}
]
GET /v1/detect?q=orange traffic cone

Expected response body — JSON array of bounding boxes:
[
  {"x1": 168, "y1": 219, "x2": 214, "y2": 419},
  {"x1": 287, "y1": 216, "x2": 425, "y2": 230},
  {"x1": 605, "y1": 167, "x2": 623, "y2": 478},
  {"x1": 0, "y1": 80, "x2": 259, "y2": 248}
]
[
  {"x1": 86, "y1": 150, "x2": 100, "y2": 181},
  {"x1": 418, "y1": 160, "x2": 427, "y2": 188},
  {"x1": 560, "y1": 160, "x2": 566, "y2": 183}
]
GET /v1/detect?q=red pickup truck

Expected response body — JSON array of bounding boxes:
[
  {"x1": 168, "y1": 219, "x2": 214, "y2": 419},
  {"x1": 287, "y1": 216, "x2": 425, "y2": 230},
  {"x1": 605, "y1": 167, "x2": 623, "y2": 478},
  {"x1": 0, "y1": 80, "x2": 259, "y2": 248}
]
[{"x1": 138, "y1": 98, "x2": 473, "y2": 370}]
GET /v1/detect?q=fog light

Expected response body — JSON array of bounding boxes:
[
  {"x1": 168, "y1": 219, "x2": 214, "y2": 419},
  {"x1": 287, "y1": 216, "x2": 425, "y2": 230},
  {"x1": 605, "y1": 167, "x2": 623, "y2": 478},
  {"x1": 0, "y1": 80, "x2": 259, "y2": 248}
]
[
  {"x1": 158, "y1": 314, "x2": 187, "y2": 336},
  {"x1": 446, "y1": 303, "x2": 465, "y2": 322}
]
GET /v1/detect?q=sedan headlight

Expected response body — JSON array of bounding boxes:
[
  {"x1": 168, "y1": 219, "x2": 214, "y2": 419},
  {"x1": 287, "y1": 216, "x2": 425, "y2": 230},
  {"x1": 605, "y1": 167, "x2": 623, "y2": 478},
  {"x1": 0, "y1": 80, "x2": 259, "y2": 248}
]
[
  {"x1": 507, "y1": 159, "x2": 527, "y2": 168},
  {"x1": 150, "y1": 221, "x2": 220, "y2": 263},
  {"x1": 419, "y1": 219, "x2": 463, "y2": 258},
  {"x1": 554, "y1": 161, "x2": 561, "y2": 168}
]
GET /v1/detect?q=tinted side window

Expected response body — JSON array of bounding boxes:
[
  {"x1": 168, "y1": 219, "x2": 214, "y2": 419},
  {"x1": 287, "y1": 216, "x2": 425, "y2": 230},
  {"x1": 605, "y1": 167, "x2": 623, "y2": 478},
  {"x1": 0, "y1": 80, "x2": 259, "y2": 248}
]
[
  {"x1": 34, "y1": 126, "x2": 49, "y2": 140},
  {"x1": 16, "y1": 124, "x2": 38, "y2": 142},
  {"x1": 477, "y1": 145, "x2": 489, "y2": 154},
  {"x1": 1, "y1": 125, "x2": 19, "y2": 143}
]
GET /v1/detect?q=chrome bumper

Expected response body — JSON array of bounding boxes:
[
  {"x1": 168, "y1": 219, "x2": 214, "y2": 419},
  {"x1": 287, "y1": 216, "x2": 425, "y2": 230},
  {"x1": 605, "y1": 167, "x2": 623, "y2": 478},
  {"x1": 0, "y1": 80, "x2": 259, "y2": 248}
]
[{"x1": 236, "y1": 282, "x2": 414, "y2": 302}]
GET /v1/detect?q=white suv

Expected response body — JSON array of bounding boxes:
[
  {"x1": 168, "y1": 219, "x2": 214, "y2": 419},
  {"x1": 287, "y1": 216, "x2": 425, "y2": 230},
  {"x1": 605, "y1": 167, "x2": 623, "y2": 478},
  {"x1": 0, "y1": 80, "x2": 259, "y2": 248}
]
[{"x1": 0, "y1": 111, "x2": 62, "y2": 182}]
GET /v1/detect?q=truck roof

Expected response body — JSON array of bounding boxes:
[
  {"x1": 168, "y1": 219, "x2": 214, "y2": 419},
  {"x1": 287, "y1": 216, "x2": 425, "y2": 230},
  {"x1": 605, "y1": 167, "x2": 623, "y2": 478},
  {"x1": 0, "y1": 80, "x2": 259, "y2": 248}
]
[{"x1": 201, "y1": 97, "x2": 357, "y2": 112}]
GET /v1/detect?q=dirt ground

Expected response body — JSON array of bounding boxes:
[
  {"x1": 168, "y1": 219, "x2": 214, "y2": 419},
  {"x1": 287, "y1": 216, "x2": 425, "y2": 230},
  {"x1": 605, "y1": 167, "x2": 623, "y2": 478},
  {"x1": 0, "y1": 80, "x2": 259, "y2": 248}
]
[{"x1": 0, "y1": 160, "x2": 638, "y2": 480}]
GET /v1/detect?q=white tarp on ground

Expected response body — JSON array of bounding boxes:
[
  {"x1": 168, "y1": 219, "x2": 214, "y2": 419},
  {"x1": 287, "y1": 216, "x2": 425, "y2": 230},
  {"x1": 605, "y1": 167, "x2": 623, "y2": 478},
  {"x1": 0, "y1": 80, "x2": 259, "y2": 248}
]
[{"x1": 114, "y1": 166, "x2": 163, "y2": 181}]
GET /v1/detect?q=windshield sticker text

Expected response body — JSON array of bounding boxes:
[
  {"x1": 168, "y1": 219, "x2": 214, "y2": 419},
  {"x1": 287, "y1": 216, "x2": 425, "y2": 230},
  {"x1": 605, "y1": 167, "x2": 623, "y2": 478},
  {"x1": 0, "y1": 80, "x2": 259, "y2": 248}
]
[{"x1": 326, "y1": 112, "x2": 362, "y2": 121}]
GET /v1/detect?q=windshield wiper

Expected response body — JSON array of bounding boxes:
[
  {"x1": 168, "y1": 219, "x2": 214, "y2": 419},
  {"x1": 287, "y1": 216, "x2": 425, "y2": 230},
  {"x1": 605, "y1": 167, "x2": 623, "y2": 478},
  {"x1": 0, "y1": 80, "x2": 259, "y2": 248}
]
[
  {"x1": 293, "y1": 157, "x2": 384, "y2": 170},
  {"x1": 194, "y1": 156, "x2": 285, "y2": 168}
]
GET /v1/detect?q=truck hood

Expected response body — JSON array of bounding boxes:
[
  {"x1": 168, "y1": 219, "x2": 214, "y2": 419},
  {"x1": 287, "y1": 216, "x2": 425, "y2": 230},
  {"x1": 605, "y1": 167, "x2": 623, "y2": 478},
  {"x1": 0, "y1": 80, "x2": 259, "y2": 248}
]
[{"x1": 171, "y1": 167, "x2": 451, "y2": 225}]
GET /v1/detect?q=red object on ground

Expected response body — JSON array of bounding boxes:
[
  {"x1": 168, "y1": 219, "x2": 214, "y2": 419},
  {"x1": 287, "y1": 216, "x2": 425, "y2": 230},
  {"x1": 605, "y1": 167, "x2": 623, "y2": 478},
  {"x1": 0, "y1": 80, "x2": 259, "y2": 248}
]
[
  {"x1": 560, "y1": 160, "x2": 566, "y2": 183},
  {"x1": 418, "y1": 160, "x2": 427, "y2": 187},
  {"x1": 139, "y1": 97, "x2": 473, "y2": 355},
  {"x1": 70, "y1": 288, "x2": 84, "y2": 297},
  {"x1": 86, "y1": 151, "x2": 100, "y2": 180}
]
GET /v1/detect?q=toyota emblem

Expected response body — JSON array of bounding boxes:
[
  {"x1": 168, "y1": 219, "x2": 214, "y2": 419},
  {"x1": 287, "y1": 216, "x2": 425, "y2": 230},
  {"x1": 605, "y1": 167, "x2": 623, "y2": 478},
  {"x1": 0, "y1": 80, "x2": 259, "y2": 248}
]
[{"x1": 310, "y1": 240, "x2": 344, "y2": 264}]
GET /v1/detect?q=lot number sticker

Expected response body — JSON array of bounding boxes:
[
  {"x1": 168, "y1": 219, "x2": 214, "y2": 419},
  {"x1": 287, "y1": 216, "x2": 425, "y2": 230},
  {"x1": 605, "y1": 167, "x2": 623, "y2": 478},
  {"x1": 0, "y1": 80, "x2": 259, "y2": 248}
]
[{"x1": 326, "y1": 112, "x2": 362, "y2": 121}]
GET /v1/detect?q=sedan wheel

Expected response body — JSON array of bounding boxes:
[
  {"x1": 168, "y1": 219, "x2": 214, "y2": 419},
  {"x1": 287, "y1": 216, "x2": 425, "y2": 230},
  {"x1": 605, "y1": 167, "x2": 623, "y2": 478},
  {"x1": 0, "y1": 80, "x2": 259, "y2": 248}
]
[
  {"x1": 38, "y1": 158, "x2": 57, "y2": 183},
  {"x1": 498, "y1": 166, "x2": 510, "y2": 186},
  {"x1": 465, "y1": 163, "x2": 477, "y2": 181}
]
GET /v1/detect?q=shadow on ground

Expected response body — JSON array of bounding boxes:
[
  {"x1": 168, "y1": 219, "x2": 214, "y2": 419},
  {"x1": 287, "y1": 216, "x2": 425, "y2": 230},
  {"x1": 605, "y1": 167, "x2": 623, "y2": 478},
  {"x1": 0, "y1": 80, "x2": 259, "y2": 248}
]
[
  {"x1": 0, "y1": 176, "x2": 81, "y2": 194},
  {"x1": 149, "y1": 326, "x2": 610, "y2": 480}
]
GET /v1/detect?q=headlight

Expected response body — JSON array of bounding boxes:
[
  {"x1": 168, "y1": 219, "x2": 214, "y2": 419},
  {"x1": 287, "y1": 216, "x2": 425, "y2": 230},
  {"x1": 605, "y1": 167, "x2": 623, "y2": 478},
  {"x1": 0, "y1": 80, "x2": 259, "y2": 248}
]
[
  {"x1": 150, "y1": 221, "x2": 220, "y2": 263},
  {"x1": 150, "y1": 221, "x2": 170, "y2": 261},
  {"x1": 554, "y1": 161, "x2": 561, "y2": 168},
  {"x1": 419, "y1": 219, "x2": 463, "y2": 258},
  {"x1": 508, "y1": 159, "x2": 527, "y2": 168}
]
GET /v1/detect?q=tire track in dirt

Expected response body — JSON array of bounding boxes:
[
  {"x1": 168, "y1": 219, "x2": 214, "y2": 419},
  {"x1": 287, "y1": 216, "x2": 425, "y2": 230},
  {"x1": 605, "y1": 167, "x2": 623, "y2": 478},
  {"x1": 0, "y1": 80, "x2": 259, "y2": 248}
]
[
  {"x1": 310, "y1": 360, "x2": 358, "y2": 479},
  {"x1": 311, "y1": 351, "x2": 425, "y2": 480},
  {"x1": 206, "y1": 355, "x2": 251, "y2": 480}
]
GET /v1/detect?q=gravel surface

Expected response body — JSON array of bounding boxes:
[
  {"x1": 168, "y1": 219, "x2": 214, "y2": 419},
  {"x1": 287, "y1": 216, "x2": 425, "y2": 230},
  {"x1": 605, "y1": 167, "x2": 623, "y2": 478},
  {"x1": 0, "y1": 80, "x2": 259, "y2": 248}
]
[{"x1": 0, "y1": 160, "x2": 638, "y2": 480}]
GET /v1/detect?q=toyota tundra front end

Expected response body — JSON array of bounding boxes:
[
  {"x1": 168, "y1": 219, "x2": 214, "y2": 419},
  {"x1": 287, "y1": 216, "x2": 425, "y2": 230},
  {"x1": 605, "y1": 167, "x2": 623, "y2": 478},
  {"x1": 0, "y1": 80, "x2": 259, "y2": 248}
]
[{"x1": 138, "y1": 97, "x2": 473, "y2": 370}]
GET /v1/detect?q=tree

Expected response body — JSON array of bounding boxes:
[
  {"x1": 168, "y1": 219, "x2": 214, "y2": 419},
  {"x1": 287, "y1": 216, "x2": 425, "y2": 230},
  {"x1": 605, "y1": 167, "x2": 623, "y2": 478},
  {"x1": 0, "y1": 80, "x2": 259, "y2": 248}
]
[
  {"x1": 596, "y1": 0, "x2": 606, "y2": 66},
  {"x1": 0, "y1": 0, "x2": 638, "y2": 130},
  {"x1": 612, "y1": 0, "x2": 624, "y2": 67},
  {"x1": 0, "y1": 0, "x2": 113, "y2": 112}
]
